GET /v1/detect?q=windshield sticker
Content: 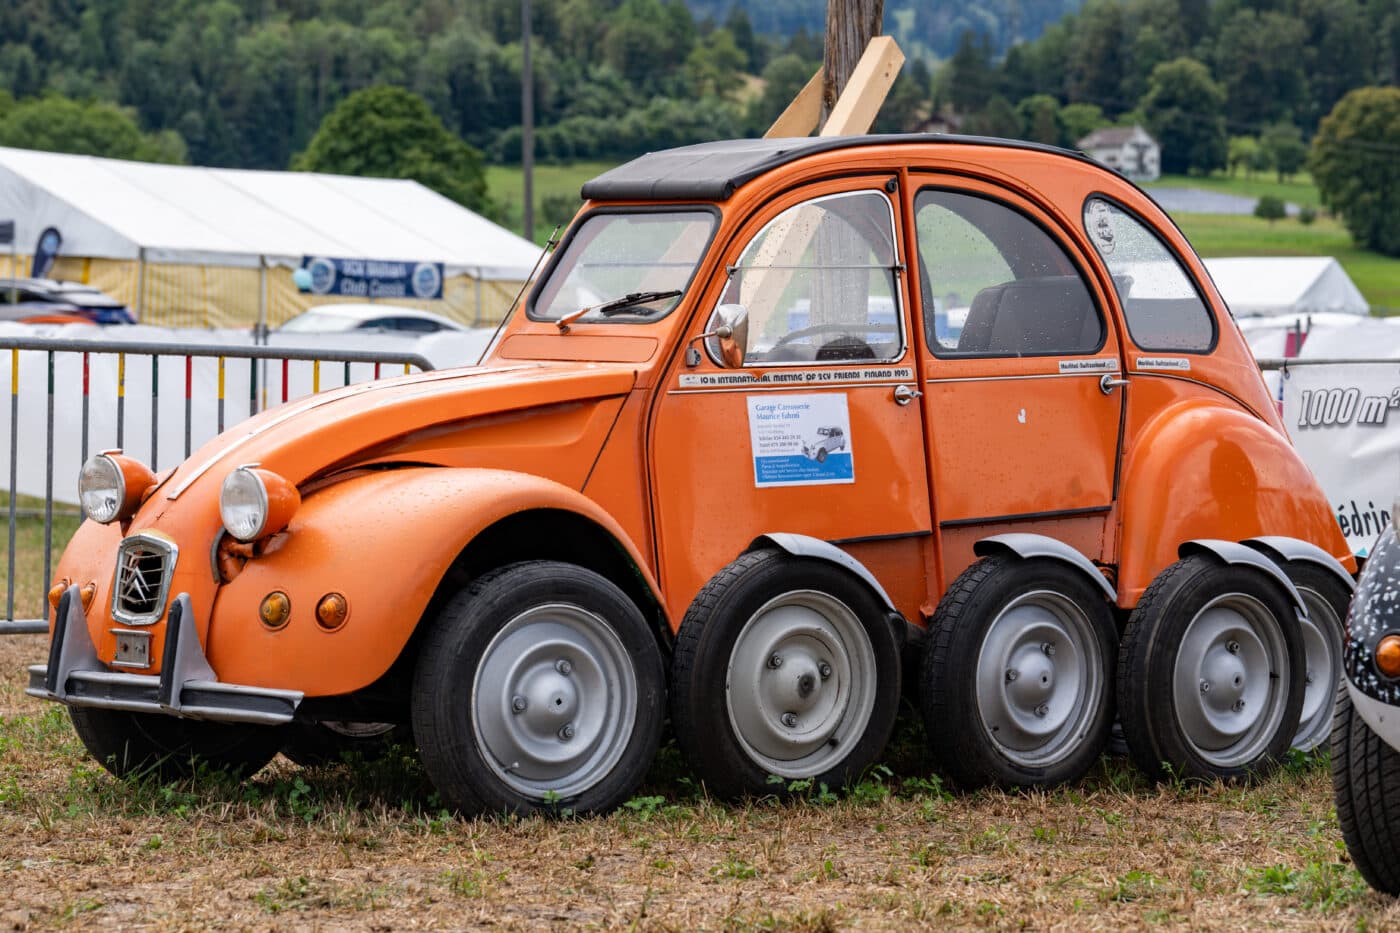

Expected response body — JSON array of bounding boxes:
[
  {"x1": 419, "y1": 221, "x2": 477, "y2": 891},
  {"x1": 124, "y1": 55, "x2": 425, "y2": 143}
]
[
  {"x1": 1086, "y1": 199, "x2": 1115, "y2": 256},
  {"x1": 747, "y1": 394, "x2": 854, "y2": 488},
  {"x1": 1058, "y1": 358, "x2": 1119, "y2": 374},
  {"x1": 679, "y1": 366, "x2": 913, "y2": 389},
  {"x1": 1136, "y1": 356, "x2": 1192, "y2": 371}
]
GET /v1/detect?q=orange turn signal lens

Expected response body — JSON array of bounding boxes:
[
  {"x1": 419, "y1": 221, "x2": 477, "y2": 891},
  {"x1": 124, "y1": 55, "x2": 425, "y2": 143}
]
[
  {"x1": 1377, "y1": 634, "x2": 1400, "y2": 679},
  {"x1": 315, "y1": 593, "x2": 349, "y2": 631},
  {"x1": 79, "y1": 583, "x2": 96, "y2": 612},
  {"x1": 258, "y1": 591, "x2": 291, "y2": 630},
  {"x1": 47, "y1": 580, "x2": 69, "y2": 611}
]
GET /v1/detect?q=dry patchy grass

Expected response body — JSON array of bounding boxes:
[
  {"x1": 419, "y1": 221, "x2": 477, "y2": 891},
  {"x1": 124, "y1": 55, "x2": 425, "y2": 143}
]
[{"x1": 1, "y1": 631, "x2": 1398, "y2": 931}]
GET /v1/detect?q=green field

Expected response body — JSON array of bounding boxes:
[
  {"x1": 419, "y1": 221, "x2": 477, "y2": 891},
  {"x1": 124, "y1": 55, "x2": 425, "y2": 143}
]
[
  {"x1": 485, "y1": 161, "x2": 618, "y2": 245},
  {"x1": 1148, "y1": 173, "x2": 1322, "y2": 209},
  {"x1": 1172, "y1": 213, "x2": 1400, "y2": 312}
]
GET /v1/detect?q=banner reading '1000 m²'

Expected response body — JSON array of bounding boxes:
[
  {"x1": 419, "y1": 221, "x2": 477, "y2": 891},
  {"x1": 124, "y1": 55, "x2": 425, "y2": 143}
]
[{"x1": 1282, "y1": 362, "x2": 1400, "y2": 557}]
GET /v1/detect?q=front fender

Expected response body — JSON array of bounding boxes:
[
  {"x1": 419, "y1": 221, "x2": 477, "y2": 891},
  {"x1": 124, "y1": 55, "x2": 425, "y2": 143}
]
[
  {"x1": 1116, "y1": 398, "x2": 1349, "y2": 607},
  {"x1": 204, "y1": 467, "x2": 659, "y2": 697},
  {"x1": 1345, "y1": 525, "x2": 1400, "y2": 712}
]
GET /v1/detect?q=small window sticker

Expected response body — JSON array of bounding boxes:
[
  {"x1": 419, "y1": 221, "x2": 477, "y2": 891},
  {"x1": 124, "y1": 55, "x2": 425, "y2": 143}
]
[
  {"x1": 747, "y1": 393, "x2": 854, "y2": 487},
  {"x1": 1086, "y1": 199, "x2": 1116, "y2": 256}
]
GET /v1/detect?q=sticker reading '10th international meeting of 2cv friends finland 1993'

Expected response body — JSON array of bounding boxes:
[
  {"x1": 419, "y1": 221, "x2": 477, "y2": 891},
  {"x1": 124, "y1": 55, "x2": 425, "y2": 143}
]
[{"x1": 746, "y1": 393, "x2": 854, "y2": 488}]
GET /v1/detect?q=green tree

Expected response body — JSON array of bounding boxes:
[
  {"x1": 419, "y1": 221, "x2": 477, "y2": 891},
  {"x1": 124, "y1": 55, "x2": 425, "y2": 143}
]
[
  {"x1": 748, "y1": 53, "x2": 815, "y2": 131},
  {"x1": 1227, "y1": 136, "x2": 1260, "y2": 178},
  {"x1": 944, "y1": 30, "x2": 997, "y2": 112},
  {"x1": 684, "y1": 27, "x2": 746, "y2": 98},
  {"x1": 964, "y1": 95, "x2": 1022, "y2": 139},
  {"x1": 0, "y1": 94, "x2": 185, "y2": 162},
  {"x1": 292, "y1": 85, "x2": 489, "y2": 214},
  {"x1": 1254, "y1": 194, "x2": 1286, "y2": 224},
  {"x1": 1017, "y1": 94, "x2": 1062, "y2": 145},
  {"x1": 1140, "y1": 58, "x2": 1227, "y2": 175},
  {"x1": 1310, "y1": 86, "x2": 1400, "y2": 256},
  {"x1": 1061, "y1": 102, "x2": 1107, "y2": 146},
  {"x1": 1260, "y1": 122, "x2": 1307, "y2": 182},
  {"x1": 1212, "y1": 10, "x2": 1307, "y2": 130}
]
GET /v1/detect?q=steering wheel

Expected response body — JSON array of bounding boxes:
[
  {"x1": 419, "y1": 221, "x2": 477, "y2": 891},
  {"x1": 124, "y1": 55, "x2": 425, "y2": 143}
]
[{"x1": 770, "y1": 321, "x2": 898, "y2": 350}]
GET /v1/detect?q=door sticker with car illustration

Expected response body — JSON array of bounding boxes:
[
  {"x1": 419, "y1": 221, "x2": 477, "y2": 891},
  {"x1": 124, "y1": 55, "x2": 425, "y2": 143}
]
[{"x1": 746, "y1": 393, "x2": 853, "y2": 486}]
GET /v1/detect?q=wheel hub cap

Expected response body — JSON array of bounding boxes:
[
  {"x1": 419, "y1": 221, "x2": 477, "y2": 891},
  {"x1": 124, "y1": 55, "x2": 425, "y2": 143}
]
[
  {"x1": 975, "y1": 591, "x2": 1102, "y2": 765},
  {"x1": 471, "y1": 605, "x2": 637, "y2": 799},
  {"x1": 725, "y1": 591, "x2": 877, "y2": 778},
  {"x1": 1172, "y1": 594, "x2": 1288, "y2": 767}
]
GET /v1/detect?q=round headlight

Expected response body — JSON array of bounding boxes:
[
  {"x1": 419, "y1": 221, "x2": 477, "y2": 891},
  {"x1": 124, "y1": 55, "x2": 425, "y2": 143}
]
[
  {"x1": 78, "y1": 454, "x2": 125, "y2": 523},
  {"x1": 78, "y1": 451, "x2": 157, "y2": 524},
  {"x1": 220, "y1": 465, "x2": 299, "y2": 542}
]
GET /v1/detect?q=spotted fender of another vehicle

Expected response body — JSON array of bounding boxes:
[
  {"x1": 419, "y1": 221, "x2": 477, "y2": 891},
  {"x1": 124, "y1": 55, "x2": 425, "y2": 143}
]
[{"x1": 1345, "y1": 525, "x2": 1400, "y2": 708}]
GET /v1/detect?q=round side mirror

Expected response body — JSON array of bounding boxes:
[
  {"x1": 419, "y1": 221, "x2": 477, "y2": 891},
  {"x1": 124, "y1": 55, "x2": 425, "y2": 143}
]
[{"x1": 706, "y1": 304, "x2": 749, "y2": 368}]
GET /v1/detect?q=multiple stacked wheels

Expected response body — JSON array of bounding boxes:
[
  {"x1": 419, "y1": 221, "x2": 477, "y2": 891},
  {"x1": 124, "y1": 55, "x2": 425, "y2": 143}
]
[{"x1": 67, "y1": 547, "x2": 1348, "y2": 815}]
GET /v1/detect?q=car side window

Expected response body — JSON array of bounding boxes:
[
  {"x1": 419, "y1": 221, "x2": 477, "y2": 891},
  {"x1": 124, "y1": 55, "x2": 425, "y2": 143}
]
[
  {"x1": 723, "y1": 190, "x2": 903, "y2": 365},
  {"x1": 915, "y1": 190, "x2": 1104, "y2": 356},
  {"x1": 390, "y1": 317, "x2": 440, "y2": 333},
  {"x1": 1083, "y1": 198, "x2": 1215, "y2": 352}
]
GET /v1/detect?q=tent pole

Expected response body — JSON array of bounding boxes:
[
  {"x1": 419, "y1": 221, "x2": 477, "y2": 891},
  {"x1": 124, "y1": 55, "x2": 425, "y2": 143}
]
[
  {"x1": 475, "y1": 269, "x2": 483, "y2": 326},
  {"x1": 135, "y1": 248, "x2": 146, "y2": 321}
]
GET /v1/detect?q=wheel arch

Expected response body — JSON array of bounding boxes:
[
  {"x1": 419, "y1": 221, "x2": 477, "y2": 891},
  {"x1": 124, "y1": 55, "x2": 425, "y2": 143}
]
[
  {"x1": 745, "y1": 532, "x2": 914, "y2": 646},
  {"x1": 1177, "y1": 539, "x2": 1305, "y2": 612},
  {"x1": 973, "y1": 533, "x2": 1116, "y2": 602},
  {"x1": 1242, "y1": 536, "x2": 1356, "y2": 594}
]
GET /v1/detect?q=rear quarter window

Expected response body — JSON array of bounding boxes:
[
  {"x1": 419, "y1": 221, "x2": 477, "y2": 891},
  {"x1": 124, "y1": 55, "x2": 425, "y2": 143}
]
[{"x1": 1083, "y1": 198, "x2": 1216, "y2": 352}]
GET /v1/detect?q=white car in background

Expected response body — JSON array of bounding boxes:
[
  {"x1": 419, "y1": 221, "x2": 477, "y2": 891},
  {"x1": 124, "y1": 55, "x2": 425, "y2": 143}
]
[{"x1": 277, "y1": 304, "x2": 467, "y2": 334}]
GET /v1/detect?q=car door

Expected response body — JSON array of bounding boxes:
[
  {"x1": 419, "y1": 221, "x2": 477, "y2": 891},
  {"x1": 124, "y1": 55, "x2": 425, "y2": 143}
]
[
  {"x1": 908, "y1": 179, "x2": 1126, "y2": 589},
  {"x1": 648, "y1": 180, "x2": 936, "y2": 623}
]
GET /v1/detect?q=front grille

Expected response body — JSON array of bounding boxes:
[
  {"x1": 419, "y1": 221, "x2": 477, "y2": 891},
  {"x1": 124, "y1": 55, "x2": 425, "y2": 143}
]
[{"x1": 111, "y1": 534, "x2": 178, "y2": 625}]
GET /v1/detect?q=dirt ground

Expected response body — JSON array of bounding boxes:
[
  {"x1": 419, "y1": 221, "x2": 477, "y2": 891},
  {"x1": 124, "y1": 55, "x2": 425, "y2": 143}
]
[{"x1": 2, "y1": 631, "x2": 1397, "y2": 931}]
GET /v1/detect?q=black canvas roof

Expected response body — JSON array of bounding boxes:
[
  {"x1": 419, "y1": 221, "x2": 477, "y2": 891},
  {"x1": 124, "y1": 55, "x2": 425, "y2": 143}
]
[{"x1": 579, "y1": 134, "x2": 1094, "y2": 202}]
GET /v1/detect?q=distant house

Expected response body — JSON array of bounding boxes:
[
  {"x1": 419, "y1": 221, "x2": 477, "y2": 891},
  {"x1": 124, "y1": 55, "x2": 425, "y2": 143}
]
[
  {"x1": 1076, "y1": 126, "x2": 1161, "y2": 182},
  {"x1": 915, "y1": 106, "x2": 963, "y2": 136}
]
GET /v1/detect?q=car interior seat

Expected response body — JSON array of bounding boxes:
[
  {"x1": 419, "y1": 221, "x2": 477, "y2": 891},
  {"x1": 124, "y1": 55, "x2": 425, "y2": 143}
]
[{"x1": 956, "y1": 276, "x2": 1101, "y2": 355}]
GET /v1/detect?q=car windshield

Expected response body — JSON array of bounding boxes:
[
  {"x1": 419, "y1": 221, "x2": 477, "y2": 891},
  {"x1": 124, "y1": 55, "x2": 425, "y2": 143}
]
[
  {"x1": 279, "y1": 311, "x2": 360, "y2": 333},
  {"x1": 529, "y1": 210, "x2": 715, "y2": 323}
]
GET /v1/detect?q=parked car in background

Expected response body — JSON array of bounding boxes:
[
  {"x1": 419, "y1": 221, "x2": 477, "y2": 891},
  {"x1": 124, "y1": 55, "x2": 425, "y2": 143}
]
[
  {"x1": 1332, "y1": 507, "x2": 1400, "y2": 895},
  {"x1": 0, "y1": 278, "x2": 133, "y2": 324},
  {"x1": 277, "y1": 304, "x2": 466, "y2": 334}
]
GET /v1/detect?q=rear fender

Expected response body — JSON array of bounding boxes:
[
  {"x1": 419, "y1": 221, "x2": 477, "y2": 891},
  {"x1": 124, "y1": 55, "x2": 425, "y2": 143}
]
[
  {"x1": 1242, "y1": 536, "x2": 1356, "y2": 594},
  {"x1": 1116, "y1": 399, "x2": 1349, "y2": 608},
  {"x1": 1177, "y1": 539, "x2": 1305, "y2": 613},
  {"x1": 206, "y1": 467, "x2": 660, "y2": 697}
]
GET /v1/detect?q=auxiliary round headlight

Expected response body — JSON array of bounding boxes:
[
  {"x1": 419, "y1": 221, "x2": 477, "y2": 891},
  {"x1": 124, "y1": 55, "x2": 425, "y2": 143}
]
[
  {"x1": 78, "y1": 451, "x2": 155, "y2": 524},
  {"x1": 220, "y1": 465, "x2": 299, "y2": 542}
]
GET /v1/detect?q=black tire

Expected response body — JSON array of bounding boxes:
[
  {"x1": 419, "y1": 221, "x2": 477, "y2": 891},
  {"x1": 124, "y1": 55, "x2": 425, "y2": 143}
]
[
  {"x1": 815, "y1": 448, "x2": 828, "y2": 463},
  {"x1": 1332, "y1": 686, "x2": 1400, "y2": 894},
  {"x1": 281, "y1": 721, "x2": 412, "y2": 768},
  {"x1": 1278, "y1": 560, "x2": 1351, "y2": 752},
  {"x1": 670, "y1": 548, "x2": 901, "y2": 800},
  {"x1": 920, "y1": 555, "x2": 1117, "y2": 789},
  {"x1": 1118, "y1": 555, "x2": 1305, "y2": 783},
  {"x1": 69, "y1": 706, "x2": 285, "y2": 781},
  {"x1": 411, "y1": 561, "x2": 665, "y2": 817}
]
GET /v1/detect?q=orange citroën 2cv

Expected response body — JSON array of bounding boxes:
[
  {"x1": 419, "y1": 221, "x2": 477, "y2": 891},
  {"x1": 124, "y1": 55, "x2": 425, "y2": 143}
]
[{"x1": 33, "y1": 135, "x2": 1355, "y2": 815}]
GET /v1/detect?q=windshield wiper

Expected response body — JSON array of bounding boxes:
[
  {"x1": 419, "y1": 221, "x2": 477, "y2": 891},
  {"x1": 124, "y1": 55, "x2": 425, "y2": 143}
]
[
  {"x1": 596, "y1": 290, "x2": 682, "y2": 316},
  {"x1": 556, "y1": 289, "x2": 683, "y2": 331}
]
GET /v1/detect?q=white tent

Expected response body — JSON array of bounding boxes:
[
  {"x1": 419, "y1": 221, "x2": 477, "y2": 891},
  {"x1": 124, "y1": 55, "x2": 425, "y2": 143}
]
[
  {"x1": 0, "y1": 147, "x2": 543, "y2": 326},
  {"x1": 1204, "y1": 256, "x2": 1369, "y2": 318}
]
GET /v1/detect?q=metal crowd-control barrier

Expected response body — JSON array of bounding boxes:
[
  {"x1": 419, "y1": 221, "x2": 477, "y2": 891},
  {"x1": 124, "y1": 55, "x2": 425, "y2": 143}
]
[{"x1": 0, "y1": 336, "x2": 435, "y2": 637}]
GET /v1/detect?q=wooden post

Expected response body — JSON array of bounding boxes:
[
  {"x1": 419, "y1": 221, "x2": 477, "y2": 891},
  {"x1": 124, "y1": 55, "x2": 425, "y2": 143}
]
[{"x1": 822, "y1": 0, "x2": 886, "y2": 126}]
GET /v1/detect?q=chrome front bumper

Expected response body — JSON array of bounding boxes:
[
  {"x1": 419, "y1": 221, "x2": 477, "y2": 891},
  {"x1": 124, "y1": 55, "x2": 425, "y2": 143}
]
[{"x1": 26, "y1": 586, "x2": 302, "y2": 726}]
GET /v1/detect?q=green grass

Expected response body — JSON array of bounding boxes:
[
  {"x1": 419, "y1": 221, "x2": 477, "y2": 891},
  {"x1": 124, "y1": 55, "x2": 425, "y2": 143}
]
[
  {"x1": 485, "y1": 161, "x2": 619, "y2": 244},
  {"x1": 1147, "y1": 172, "x2": 1322, "y2": 208},
  {"x1": 1171, "y1": 213, "x2": 1400, "y2": 311}
]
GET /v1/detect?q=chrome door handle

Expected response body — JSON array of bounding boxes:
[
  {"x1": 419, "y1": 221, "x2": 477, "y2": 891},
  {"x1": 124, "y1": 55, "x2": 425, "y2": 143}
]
[
  {"x1": 893, "y1": 384, "x2": 923, "y2": 406},
  {"x1": 1099, "y1": 374, "x2": 1128, "y2": 395}
]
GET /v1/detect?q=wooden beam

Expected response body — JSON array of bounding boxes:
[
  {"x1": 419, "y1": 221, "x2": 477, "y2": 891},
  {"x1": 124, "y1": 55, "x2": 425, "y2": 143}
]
[
  {"x1": 820, "y1": 35, "x2": 904, "y2": 136},
  {"x1": 764, "y1": 69, "x2": 824, "y2": 139}
]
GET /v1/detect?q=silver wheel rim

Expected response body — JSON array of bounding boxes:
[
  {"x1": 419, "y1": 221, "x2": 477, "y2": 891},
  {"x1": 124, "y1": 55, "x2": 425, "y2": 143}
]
[
  {"x1": 1173, "y1": 593, "x2": 1290, "y2": 768},
  {"x1": 1291, "y1": 586, "x2": 1343, "y2": 751},
  {"x1": 974, "y1": 590, "x2": 1103, "y2": 767},
  {"x1": 471, "y1": 603, "x2": 637, "y2": 800},
  {"x1": 725, "y1": 590, "x2": 877, "y2": 778}
]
